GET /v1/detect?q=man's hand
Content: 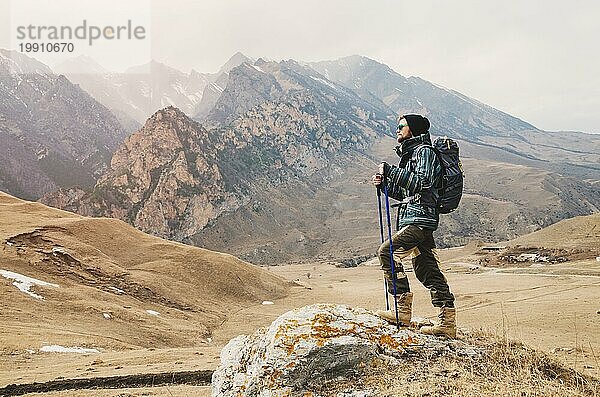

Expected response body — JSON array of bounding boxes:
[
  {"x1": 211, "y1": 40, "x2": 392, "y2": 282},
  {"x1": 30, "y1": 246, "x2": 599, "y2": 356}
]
[
  {"x1": 379, "y1": 162, "x2": 390, "y2": 176},
  {"x1": 372, "y1": 173, "x2": 383, "y2": 186},
  {"x1": 373, "y1": 162, "x2": 392, "y2": 186}
]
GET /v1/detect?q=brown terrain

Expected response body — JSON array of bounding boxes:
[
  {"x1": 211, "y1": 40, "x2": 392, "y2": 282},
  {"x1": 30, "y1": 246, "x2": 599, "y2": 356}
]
[{"x1": 1, "y1": 192, "x2": 599, "y2": 396}]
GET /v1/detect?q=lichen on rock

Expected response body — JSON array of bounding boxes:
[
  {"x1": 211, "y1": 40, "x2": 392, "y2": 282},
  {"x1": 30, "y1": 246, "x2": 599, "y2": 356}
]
[{"x1": 212, "y1": 304, "x2": 480, "y2": 397}]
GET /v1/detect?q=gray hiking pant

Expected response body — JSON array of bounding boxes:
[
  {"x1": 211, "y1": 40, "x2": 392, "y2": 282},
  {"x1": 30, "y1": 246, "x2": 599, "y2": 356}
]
[{"x1": 377, "y1": 224, "x2": 455, "y2": 308}]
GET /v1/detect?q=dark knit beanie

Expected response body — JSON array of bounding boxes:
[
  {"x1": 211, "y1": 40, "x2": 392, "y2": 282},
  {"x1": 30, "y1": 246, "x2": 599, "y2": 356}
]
[{"x1": 402, "y1": 114, "x2": 430, "y2": 136}]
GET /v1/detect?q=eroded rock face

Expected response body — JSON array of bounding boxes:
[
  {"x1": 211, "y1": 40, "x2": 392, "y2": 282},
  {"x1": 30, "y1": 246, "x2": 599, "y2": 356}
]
[
  {"x1": 212, "y1": 304, "x2": 479, "y2": 397},
  {"x1": 41, "y1": 107, "x2": 240, "y2": 240}
]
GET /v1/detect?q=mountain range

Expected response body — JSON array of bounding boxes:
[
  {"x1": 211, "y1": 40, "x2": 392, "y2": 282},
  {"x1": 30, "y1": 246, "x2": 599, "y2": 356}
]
[
  {"x1": 53, "y1": 52, "x2": 254, "y2": 130},
  {"x1": 40, "y1": 57, "x2": 392, "y2": 248},
  {"x1": 1, "y1": 49, "x2": 598, "y2": 264}
]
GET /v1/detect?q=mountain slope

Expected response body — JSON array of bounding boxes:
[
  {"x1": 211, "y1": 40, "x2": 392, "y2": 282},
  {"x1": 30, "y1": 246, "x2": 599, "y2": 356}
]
[
  {"x1": 218, "y1": 134, "x2": 599, "y2": 263},
  {"x1": 0, "y1": 190, "x2": 288, "y2": 351},
  {"x1": 0, "y1": 50, "x2": 128, "y2": 200},
  {"x1": 505, "y1": 212, "x2": 600, "y2": 250},
  {"x1": 193, "y1": 134, "x2": 598, "y2": 263},
  {"x1": 310, "y1": 55, "x2": 536, "y2": 139},
  {"x1": 436, "y1": 156, "x2": 600, "y2": 247},
  {"x1": 310, "y1": 55, "x2": 600, "y2": 179}
]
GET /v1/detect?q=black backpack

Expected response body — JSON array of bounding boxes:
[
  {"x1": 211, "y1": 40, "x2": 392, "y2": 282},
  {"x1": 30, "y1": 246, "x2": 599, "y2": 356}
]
[{"x1": 431, "y1": 137, "x2": 464, "y2": 213}]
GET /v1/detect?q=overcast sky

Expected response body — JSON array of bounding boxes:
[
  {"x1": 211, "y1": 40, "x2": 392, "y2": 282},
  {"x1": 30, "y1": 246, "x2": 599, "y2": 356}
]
[{"x1": 2, "y1": 0, "x2": 599, "y2": 133}]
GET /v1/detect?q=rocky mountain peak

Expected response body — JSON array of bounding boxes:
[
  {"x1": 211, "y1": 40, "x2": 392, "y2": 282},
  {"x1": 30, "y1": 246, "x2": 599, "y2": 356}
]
[
  {"x1": 311, "y1": 55, "x2": 392, "y2": 82},
  {"x1": 206, "y1": 63, "x2": 284, "y2": 125},
  {"x1": 218, "y1": 52, "x2": 253, "y2": 75},
  {"x1": 193, "y1": 53, "x2": 256, "y2": 120},
  {"x1": 107, "y1": 106, "x2": 208, "y2": 176},
  {"x1": 145, "y1": 105, "x2": 189, "y2": 126},
  {"x1": 126, "y1": 106, "x2": 211, "y2": 157},
  {"x1": 44, "y1": 106, "x2": 238, "y2": 241}
]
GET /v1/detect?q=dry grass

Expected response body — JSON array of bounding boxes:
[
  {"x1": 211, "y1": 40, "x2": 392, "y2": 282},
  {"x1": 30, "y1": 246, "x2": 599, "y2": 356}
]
[
  {"x1": 0, "y1": 191, "x2": 290, "y2": 352},
  {"x1": 313, "y1": 332, "x2": 600, "y2": 397}
]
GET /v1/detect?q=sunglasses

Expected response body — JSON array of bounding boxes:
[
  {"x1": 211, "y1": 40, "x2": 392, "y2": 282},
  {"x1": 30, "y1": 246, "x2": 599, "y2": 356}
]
[{"x1": 397, "y1": 123, "x2": 408, "y2": 131}]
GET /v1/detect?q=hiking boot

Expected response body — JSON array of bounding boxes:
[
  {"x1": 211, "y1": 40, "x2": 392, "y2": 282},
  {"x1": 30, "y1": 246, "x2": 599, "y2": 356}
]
[
  {"x1": 420, "y1": 306, "x2": 456, "y2": 338},
  {"x1": 376, "y1": 292, "x2": 413, "y2": 326}
]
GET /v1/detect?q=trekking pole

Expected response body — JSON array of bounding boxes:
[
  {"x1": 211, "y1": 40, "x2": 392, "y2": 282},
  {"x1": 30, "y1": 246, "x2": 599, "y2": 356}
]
[
  {"x1": 377, "y1": 185, "x2": 390, "y2": 311},
  {"x1": 383, "y1": 181, "x2": 400, "y2": 330}
]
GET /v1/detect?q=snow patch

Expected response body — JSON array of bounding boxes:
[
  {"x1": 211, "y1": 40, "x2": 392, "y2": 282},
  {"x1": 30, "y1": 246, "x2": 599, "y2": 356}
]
[
  {"x1": 186, "y1": 92, "x2": 202, "y2": 105},
  {"x1": 102, "y1": 312, "x2": 112, "y2": 319},
  {"x1": 172, "y1": 81, "x2": 185, "y2": 95},
  {"x1": 52, "y1": 246, "x2": 66, "y2": 255},
  {"x1": 40, "y1": 345, "x2": 100, "y2": 354},
  {"x1": 146, "y1": 309, "x2": 160, "y2": 316},
  {"x1": 262, "y1": 301, "x2": 274, "y2": 305},
  {"x1": 430, "y1": 81, "x2": 453, "y2": 94},
  {"x1": 250, "y1": 63, "x2": 264, "y2": 73},
  {"x1": 0, "y1": 269, "x2": 58, "y2": 300},
  {"x1": 210, "y1": 83, "x2": 224, "y2": 93},
  {"x1": 109, "y1": 286, "x2": 125, "y2": 294},
  {"x1": 308, "y1": 75, "x2": 338, "y2": 90}
]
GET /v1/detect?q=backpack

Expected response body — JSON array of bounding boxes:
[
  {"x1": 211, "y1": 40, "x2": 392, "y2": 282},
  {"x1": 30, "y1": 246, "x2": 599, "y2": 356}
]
[{"x1": 431, "y1": 136, "x2": 464, "y2": 214}]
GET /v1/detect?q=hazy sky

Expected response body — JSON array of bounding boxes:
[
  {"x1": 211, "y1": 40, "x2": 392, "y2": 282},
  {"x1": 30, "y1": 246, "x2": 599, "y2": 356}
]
[{"x1": 2, "y1": 0, "x2": 599, "y2": 133}]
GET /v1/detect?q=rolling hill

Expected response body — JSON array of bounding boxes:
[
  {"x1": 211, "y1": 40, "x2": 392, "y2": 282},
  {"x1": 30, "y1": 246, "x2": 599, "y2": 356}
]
[{"x1": 0, "y1": 191, "x2": 289, "y2": 353}]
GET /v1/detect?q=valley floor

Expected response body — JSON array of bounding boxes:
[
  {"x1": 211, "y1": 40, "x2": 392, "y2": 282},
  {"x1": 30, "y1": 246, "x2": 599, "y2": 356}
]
[
  {"x1": 2, "y1": 250, "x2": 599, "y2": 395},
  {"x1": 219, "y1": 256, "x2": 600, "y2": 379}
]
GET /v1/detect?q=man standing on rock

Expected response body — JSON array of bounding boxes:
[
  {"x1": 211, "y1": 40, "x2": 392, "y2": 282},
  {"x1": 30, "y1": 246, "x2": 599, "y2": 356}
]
[{"x1": 372, "y1": 114, "x2": 456, "y2": 338}]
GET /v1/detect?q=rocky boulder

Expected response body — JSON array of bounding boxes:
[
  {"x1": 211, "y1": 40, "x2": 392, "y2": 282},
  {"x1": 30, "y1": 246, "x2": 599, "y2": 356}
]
[{"x1": 212, "y1": 304, "x2": 480, "y2": 397}]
